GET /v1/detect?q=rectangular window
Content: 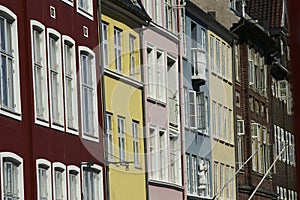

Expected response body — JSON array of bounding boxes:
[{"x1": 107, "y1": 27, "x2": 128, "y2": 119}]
[
  {"x1": 197, "y1": 92, "x2": 207, "y2": 133},
  {"x1": 157, "y1": 51, "x2": 166, "y2": 102},
  {"x1": 192, "y1": 156, "x2": 197, "y2": 194},
  {"x1": 159, "y1": 130, "x2": 167, "y2": 181},
  {"x1": 210, "y1": 36, "x2": 214, "y2": 71},
  {"x1": 227, "y1": 46, "x2": 231, "y2": 80},
  {"x1": 201, "y1": 29, "x2": 206, "y2": 50},
  {"x1": 212, "y1": 101, "x2": 216, "y2": 137},
  {"x1": 228, "y1": 109, "x2": 232, "y2": 142},
  {"x1": 114, "y1": 28, "x2": 122, "y2": 72},
  {"x1": 218, "y1": 104, "x2": 222, "y2": 138},
  {"x1": 101, "y1": 22, "x2": 109, "y2": 68},
  {"x1": 222, "y1": 43, "x2": 226, "y2": 77},
  {"x1": 149, "y1": 127, "x2": 157, "y2": 179},
  {"x1": 38, "y1": 166, "x2": 50, "y2": 200},
  {"x1": 165, "y1": 0, "x2": 176, "y2": 32},
  {"x1": 225, "y1": 166, "x2": 229, "y2": 198},
  {"x1": 54, "y1": 169, "x2": 65, "y2": 200},
  {"x1": 216, "y1": 40, "x2": 220, "y2": 74},
  {"x1": 129, "y1": 35, "x2": 137, "y2": 78},
  {"x1": 68, "y1": 170, "x2": 80, "y2": 200},
  {"x1": 186, "y1": 154, "x2": 190, "y2": 193},
  {"x1": 281, "y1": 129, "x2": 286, "y2": 161},
  {"x1": 184, "y1": 88, "x2": 189, "y2": 127},
  {"x1": 170, "y1": 133, "x2": 179, "y2": 184},
  {"x1": 82, "y1": 168, "x2": 101, "y2": 200},
  {"x1": 33, "y1": 26, "x2": 48, "y2": 121},
  {"x1": 220, "y1": 164, "x2": 224, "y2": 197},
  {"x1": 251, "y1": 123, "x2": 258, "y2": 171},
  {"x1": 146, "y1": 47, "x2": 155, "y2": 99},
  {"x1": 154, "y1": 0, "x2": 162, "y2": 25},
  {"x1": 214, "y1": 162, "x2": 218, "y2": 195},
  {"x1": 235, "y1": 45, "x2": 240, "y2": 82},
  {"x1": 64, "y1": 40, "x2": 77, "y2": 131},
  {"x1": 237, "y1": 134, "x2": 243, "y2": 168},
  {"x1": 223, "y1": 107, "x2": 227, "y2": 140},
  {"x1": 81, "y1": 52, "x2": 96, "y2": 137},
  {"x1": 77, "y1": 0, "x2": 93, "y2": 16},
  {"x1": 248, "y1": 48, "x2": 254, "y2": 85},
  {"x1": 106, "y1": 114, "x2": 113, "y2": 162},
  {"x1": 189, "y1": 91, "x2": 197, "y2": 128},
  {"x1": 49, "y1": 34, "x2": 62, "y2": 126},
  {"x1": 132, "y1": 121, "x2": 140, "y2": 167},
  {"x1": 118, "y1": 117, "x2": 125, "y2": 162},
  {"x1": 3, "y1": 161, "x2": 19, "y2": 199}
]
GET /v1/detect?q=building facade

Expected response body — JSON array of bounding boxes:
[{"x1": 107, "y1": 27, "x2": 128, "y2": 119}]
[
  {"x1": 101, "y1": 0, "x2": 150, "y2": 200},
  {"x1": 0, "y1": 0, "x2": 105, "y2": 200},
  {"x1": 141, "y1": 0, "x2": 184, "y2": 200}
]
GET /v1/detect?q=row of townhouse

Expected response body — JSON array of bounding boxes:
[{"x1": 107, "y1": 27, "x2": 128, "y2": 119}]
[{"x1": 0, "y1": 0, "x2": 297, "y2": 200}]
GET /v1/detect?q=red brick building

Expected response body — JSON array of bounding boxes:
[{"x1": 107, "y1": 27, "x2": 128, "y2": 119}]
[{"x1": 0, "y1": 0, "x2": 105, "y2": 199}]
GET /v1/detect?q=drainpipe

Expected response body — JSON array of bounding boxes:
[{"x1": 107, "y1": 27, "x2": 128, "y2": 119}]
[{"x1": 97, "y1": 1, "x2": 110, "y2": 200}]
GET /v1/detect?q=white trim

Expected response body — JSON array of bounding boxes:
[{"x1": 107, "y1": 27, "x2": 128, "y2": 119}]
[
  {"x1": 0, "y1": 6, "x2": 22, "y2": 121},
  {"x1": 62, "y1": 35, "x2": 79, "y2": 135},
  {"x1": 76, "y1": 0, "x2": 94, "y2": 21},
  {"x1": 0, "y1": 152, "x2": 24, "y2": 200},
  {"x1": 36, "y1": 159, "x2": 52, "y2": 200},
  {"x1": 61, "y1": 0, "x2": 74, "y2": 7},
  {"x1": 30, "y1": 20, "x2": 49, "y2": 127},
  {"x1": 104, "y1": 68, "x2": 143, "y2": 88},
  {"x1": 78, "y1": 46, "x2": 99, "y2": 143},
  {"x1": 81, "y1": 164, "x2": 104, "y2": 200},
  {"x1": 67, "y1": 165, "x2": 81, "y2": 200},
  {"x1": 52, "y1": 162, "x2": 67, "y2": 200},
  {"x1": 47, "y1": 28, "x2": 64, "y2": 131}
]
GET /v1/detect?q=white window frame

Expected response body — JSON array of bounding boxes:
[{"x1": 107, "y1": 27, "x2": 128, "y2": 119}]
[
  {"x1": 157, "y1": 50, "x2": 166, "y2": 103},
  {"x1": 47, "y1": 28, "x2": 64, "y2": 130},
  {"x1": 81, "y1": 164, "x2": 104, "y2": 200},
  {"x1": 210, "y1": 36, "x2": 214, "y2": 71},
  {"x1": 189, "y1": 90, "x2": 197, "y2": 129},
  {"x1": 248, "y1": 48, "x2": 254, "y2": 85},
  {"x1": 67, "y1": 165, "x2": 81, "y2": 200},
  {"x1": 0, "y1": 152, "x2": 24, "y2": 200},
  {"x1": 129, "y1": 35, "x2": 137, "y2": 79},
  {"x1": 36, "y1": 159, "x2": 52, "y2": 200},
  {"x1": 183, "y1": 87, "x2": 189, "y2": 127},
  {"x1": 79, "y1": 46, "x2": 99, "y2": 142},
  {"x1": 227, "y1": 45, "x2": 231, "y2": 81},
  {"x1": 101, "y1": 22, "x2": 109, "y2": 68},
  {"x1": 191, "y1": 156, "x2": 197, "y2": 195},
  {"x1": 114, "y1": 28, "x2": 122, "y2": 73},
  {"x1": 212, "y1": 101, "x2": 216, "y2": 137},
  {"x1": 149, "y1": 126, "x2": 158, "y2": 180},
  {"x1": 222, "y1": 43, "x2": 226, "y2": 77},
  {"x1": 118, "y1": 116, "x2": 126, "y2": 163},
  {"x1": 52, "y1": 162, "x2": 67, "y2": 200},
  {"x1": 62, "y1": 36, "x2": 78, "y2": 135},
  {"x1": 169, "y1": 131, "x2": 180, "y2": 185},
  {"x1": 146, "y1": 46, "x2": 155, "y2": 99},
  {"x1": 61, "y1": 0, "x2": 74, "y2": 7},
  {"x1": 31, "y1": 20, "x2": 49, "y2": 127},
  {"x1": 214, "y1": 162, "x2": 218, "y2": 195},
  {"x1": 76, "y1": 0, "x2": 94, "y2": 20},
  {"x1": 106, "y1": 113, "x2": 114, "y2": 162},
  {"x1": 159, "y1": 129, "x2": 168, "y2": 181},
  {"x1": 0, "y1": 6, "x2": 21, "y2": 120},
  {"x1": 185, "y1": 154, "x2": 190, "y2": 193},
  {"x1": 216, "y1": 39, "x2": 220, "y2": 74},
  {"x1": 132, "y1": 121, "x2": 140, "y2": 167}
]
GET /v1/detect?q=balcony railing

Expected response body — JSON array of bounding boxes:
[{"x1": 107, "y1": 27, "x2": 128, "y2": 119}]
[{"x1": 191, "y1": 48, "x2": 206, "y2": 81}]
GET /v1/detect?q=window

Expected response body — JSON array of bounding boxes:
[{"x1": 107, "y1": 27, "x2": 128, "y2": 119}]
[
  {"x1": 216, "y1": 40, "x2": 220, "y2": 74},
  {"x1": 79, "y1": 47, "x2": 98, "y2": 141},
  {"x1": 36, "y1": 159, "x2": 52, "y2": 200},
  {"x1": 63, "y1": 36, "x2": 78, "y2": 133},
  {"x1": 220, "y1": 164, "x2": 224, "y2": 197},
  {"x1": 237, "y1": 133, "x2": 243, "y2": 168},
  {"x1": 77, "y1": 0, "x2": 93, "y2": 19},
  {"x1": 214, "y1": 162, "x2": 218, "y2": 195},
  {"x1": 186, "y1": 154, "x2": 190, "y2": 193},
  {"x1": 31, "y1": 21, "x2": 48, "y2": 124},
  {"x1": 212, "y1": 101, "x2": 216, "y2": 137},
  {"x1": 281, "y1": 128, "x2": 286, "y2": 162},
  {"x1": 61, "y1": 0, "x2": 74, "y2": 6},
  {"x1": 210, "y1": 36, "x2": 214, "y2": 71},
  {"x1": 1, "y1": 152, "x2": 24, "y2": 200},
  {"x1": 154, "y1": 0, "x2": 162, "y2": 25},
  {"x1": 196, "y1": 92, "x2": 208, "y2": 133},
  {"x1": 48, "y1": 30, "x2": 63, "y2": 127},
  {"x1": 251, "y1": 123, "x2": 258, "y2": 171},
  {"x1": 157, "y1": 51, "x2": 166, "y2": 102},
  {"x1": 101, "y1": 22, "x2": 109, "y2": 68},
  {"x1": 225, "y1": 166, "x2": 229, "y2": 198},
  {"x1": 53, "y1": 163, "x2": 66, "y2": 200},
  {"x1": 144, "y1": 0, "x2": 153, "y2": 18},
  {"x1": 67, "y1": 166, "x2": 81, "y2": 200},
  {"x1": 146, "y1": 47, "x2": 155, "y2": 99},
  {"x1": 235, "y1": 45, "x2": 240, "y2": 82},
  {"x1": 132, "y1": 121, "x2": 140, "y2": 167},
  {"x1": 165, "y1": 0, "x2": 176, "y2": 33},
  {"x1": 228, "y1": 109, "x2": 232, "y2": 142},
  {"x1": 227, "y1": 46, "x2": 231, "y2": 80},
  {"x1": 189, "y1": 91, "x2": 196, "y2": 129},
  {"x1": 218, "y1": 104, "x2": 222, "y2": 138},
  {"x1": 106, "y1": 114, "x2": 113, "y2": 162},
  {"x1": 159, "y1": 130, "x2": 167, "y2": 181},
  {"x1": 223, "y1": 107, "x2": 227, "y2": 140},
  {"x1": 118, "y1": 117, "x2": 125, "y2": 162},
  {"x1": 222, "y1": 43, "x2": 226, "y2": 77},
  {"x1": 82, "y1": 165, "x2": 103, "y2": 200},
  {"x1": 201, "y1": 29, "x2": 206, "y2": 50},
  {"x1": 184, "y1": 88, "x2": 189, "y2": 127},
  {"x1": 248, "y1": 48, "x2": 254, "y2": 85},
  {"x1": 0, "y1": 8, "x2": 21, "y2": 119},
  {"x1": 114, "y1": 28, "x2": 122, "y2": 72},
  {"x1": 129, "y1": 35, "x2": 137, "y2": 78},
  {"x1": 169, "y1": 132, "x2": 180, "y2": 184},
  {"x1": 192, "y1": 156, "x2": 197, "y2": 194},
  {"x1": 149, "y1": 127, "x2": 157, "y2": 179},
  {"x1": 249, "y1": 96, "x2": 254, "y2": 112}
]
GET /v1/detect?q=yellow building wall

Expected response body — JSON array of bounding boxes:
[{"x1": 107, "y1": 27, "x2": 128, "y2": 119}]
[
  {"x1": 102, "y1": 14, "x2": 146, "y2": 200},
  {"x1": 207, "y1": 30, "x2": 236, "y2": 199},
  {"x1": 102, "y1": 15, "x2": 141, "y2": 81}
]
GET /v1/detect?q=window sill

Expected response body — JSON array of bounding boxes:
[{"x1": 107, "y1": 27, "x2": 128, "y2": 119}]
[
  {"x1": 61, "y1": 0, "x2": 74, "y2": 7},
  {"x1": 51, "y1": 122, "x2": 65, "y2": 132},
  {"x1": 149, "y1": 179, "x2": 184, "y2": 191},
  {"x1": 35, "y1": 116, "x2": 49, "y2": 127},
  {"x1": 0, "y1": 107, "x2": 21, "y2": 121},
  {"x1": 82, "y1": 133, "x2": 99, "y2": 143},
  {"x1": 66, "y1": 126, "x2": 79, "y2": 136},
  {"x1": 77, "y1": 7, "x2": 93, "y2": 21}
]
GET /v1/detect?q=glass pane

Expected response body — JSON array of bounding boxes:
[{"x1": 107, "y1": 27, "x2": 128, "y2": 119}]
[
  {"x1": 1, "y1": 55, "x2": 8, "y2": 107},
  {"x1": 0, "y1": 18, "x2": 6, "y2": 50}
]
